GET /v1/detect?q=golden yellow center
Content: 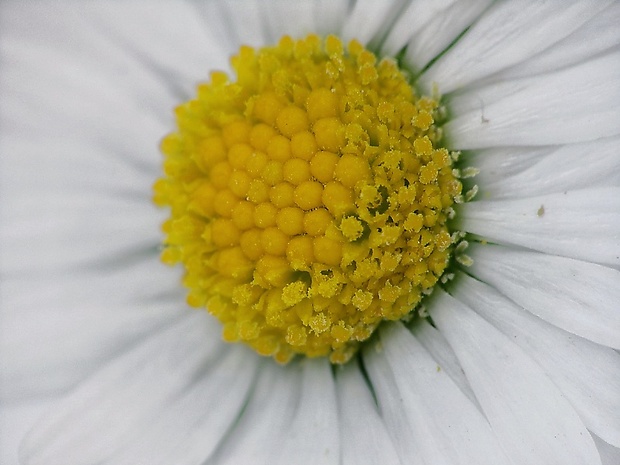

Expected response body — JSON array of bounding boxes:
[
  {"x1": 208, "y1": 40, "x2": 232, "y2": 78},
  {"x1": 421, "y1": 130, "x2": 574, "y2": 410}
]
[{"x1": 154, "y1": 34, "x2": 461, "y2": 364}]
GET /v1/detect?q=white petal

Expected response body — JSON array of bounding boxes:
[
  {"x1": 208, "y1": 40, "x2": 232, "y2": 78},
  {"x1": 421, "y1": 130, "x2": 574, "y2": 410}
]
[
  {"x1": 451, "y1": 271, "x2": 620, "y2": 447},
  {"x1": 202, "y1": 0, "x2": 268, "y2": 51},
  {"x1": 209, "y1": 362, "x2": 301, "y2": 464},
  {"x1": 335, "y1": 361, "x2": 401, "y2": 465},
  {"x1": 211, "y1": 359, "x2": 339, "y2": 465},
  {"x1": 420, "y1": 0, "x2": 611, "y2": 93},
  {"x1": 374, "y1": 322, "x2": 512, "y2": 465},
  {"x1": 362, "y1": 342, "x2": 420, "y2": 461},
  {"x1": 456, "y1": 187, "x2": 620, "y2": 266},
  {"x1": 1, "y1": 2, "x2": 213, "y2": 275},
  {"x1": 381, "y1": 0, "x2": 493, "y2": 71},
  {"x1": 410, "y1": 319, "x2": 480, "y2": 410},
  {"x1": 106, "y1": 346, "x2": 258, "y2": 465},
  {"x1": 83, "y1": 1, "x2": 230, "y2": 89},
  {"x1": 431, "y1": 289, "x2": 601, "y2": 465},
  {"x1": 379, "y1": 0, "x2": 455, "y2": 58},
  {"x1": 490, "y1": 3, "x2": 620, "y2": 81},
  {"x1": 313, "y1": 0, "x2": 351, "y2": 37},
  {"x1": 274, "y1": 359, "x2": 339, "y2": 465},
  {"x1": 463, "y1": 145, "x2": 557, "y2": 189},
  {"x1": 402, "y1": 0, "x2": 494, "y2": 74},
  {"x1": 0, "y1": 398, "x2": 58, "y2": 465},
  {"x1": 260, "y1": 0, "x2": 320, "y2": 42},
  {"x1": 1, "y1": 255, "x2": 185, "y2": 399},
  {"x1": 1, "y1": 187, "x2": 164, "y2": 275},
  {"x1": 443, "y1": 51, "x2": 620, "y2": 149},
  {"x1": 20, "y1": 312, "x2": 227, "y2": 465},
  {"x1": 474, "y1": 136, "x2": 620, "y2": 199},
  {"x1": 466, "y1": 243, "x2": 620, "y2": 349},
  {"x1": 594, "y1": 434, "x2": 620, "y2": 465},
  {"x1": 341, "y1": 0, "x2": 407, "y2": 46},
  {"x1": 2, "y1": 2, "x2": 225, "y2": 131}
]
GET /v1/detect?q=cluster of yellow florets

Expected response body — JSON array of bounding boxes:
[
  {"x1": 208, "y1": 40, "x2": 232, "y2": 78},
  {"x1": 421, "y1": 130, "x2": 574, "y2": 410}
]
[{"x1": 154, "y1": 34, "x2": 461, "y2": 363}]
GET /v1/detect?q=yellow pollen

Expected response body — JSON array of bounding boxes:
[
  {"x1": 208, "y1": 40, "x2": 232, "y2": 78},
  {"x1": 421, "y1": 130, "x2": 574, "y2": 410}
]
[{"x1": 155, "y1": 34, "x2": 461, "y2": 364}]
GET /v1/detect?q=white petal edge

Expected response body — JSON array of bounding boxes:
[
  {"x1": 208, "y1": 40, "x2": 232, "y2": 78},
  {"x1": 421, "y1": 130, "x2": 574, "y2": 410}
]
[
  {"x1": 313, "y1": 0, "x2": 351, "y2": 38},
  {"x1": 466, "y1": 243, "x2": 620, "y2": 349},
  {"x1": 410, "y1": 319, "x2": 480, "y2": 410},
  {"x1": 487, "y1": 2, "x2": 620, "y2": 81},
  {"x1": 377, "y1": 322, "x2": 513, "y2": 465},
  {"x1": 402, "y1": 0, "x2": 494, "y2": 74},
  {"x1": 451, "y1": 271, "x2": 620, "y2": 447},
  {"x1": 335, "y1": 361, "x2": 401, "y2": 465},
  {"x1": 462, "y1": 145, "x2": 557, "y2": 189},
  {"x1": 594, "y1": 434, "x2": 620, "y2": 465},
  {"x1": 273, "y1": 358, "x2": 340, "y2": 465},
  {"x1": 204, "y1": 0, "x2": 268, "y2": 51},
  {"x1": 20, "y1": 312, "x2": 224, "y2": 465},
  {"x1": 208, "y1": 361, "x2": 301, "y2": 465},
  {"x1": 456, "y1": 187, "x2": 620, "y2": 267},
  {"x1": 260, "y1": 0, "x2": 319, "y2": 43},
  {"x1": 443, "y1": 51, "x2": 620, "y2": 149},
  {"x1": 1, "y1": 261, "x2": 185, "y2": 400},
  {"x1": 473, "y1": 135, "x2": 620, "y2": 199},
  {"x1": 0, "y1": 398, "x2": 58, "y2": 465},
  {"x1": 431, "y1": 289, "x2": 601, "y2": 465},
  {"x1": 105, "y1": 346, "x2": 259, "y2": 465},
  {"x1": 420, "y1": 0, "x2": 611, "y2": 94},
  {"x1": 362, "y1": 341, "x2": 420, "y2": 461},
  {"x1": 340, "y1": 0, "x2": 407, "y2": 46},
  {"x1": 380, "y1": 0, "x2": 457, "y2": 59},
  {"x1": 85, "y1": 1, "x2": 230, "y2": 89},
  {"x1": 381, "y1": 0, "x2": 493, "y2": 73}
]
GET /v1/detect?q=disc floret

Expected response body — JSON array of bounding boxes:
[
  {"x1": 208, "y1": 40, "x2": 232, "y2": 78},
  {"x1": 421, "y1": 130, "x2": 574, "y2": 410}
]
[{"x1": 154, "y1": 34, "x2": 461, "y2": 363}]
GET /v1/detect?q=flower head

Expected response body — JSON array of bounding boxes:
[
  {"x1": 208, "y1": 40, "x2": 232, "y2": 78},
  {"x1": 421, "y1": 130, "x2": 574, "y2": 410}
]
[{"x1": 1, "y1": 2, "x2": 620, "y2": 465}]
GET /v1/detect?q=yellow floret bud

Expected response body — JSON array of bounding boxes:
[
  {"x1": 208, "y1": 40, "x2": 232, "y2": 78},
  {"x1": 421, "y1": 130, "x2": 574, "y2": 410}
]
[
  {"x1": 253, "y1": 202, "x2": 277, "y2": 228},
  {"x1": 253, "y1": 92, "x2": 284, "y2": 125},
  {"x1": 294, "y1": 181, "x2": 324, "y2": 210},
  {"x1": 209, "y1": 162, "x2": 232, "y2": 189},
  {"x1": 335, "y1": 154, "x2": 371, "y2": 188},
  {"x1": 228, "y1": 143, "x2": 253, "y2": 169},
  {"x1": 211, "y1": 219, "x2": 240, "y2": 247},
  {"x1": 246, "y1": 179, "x2": 269, "y2": 204},
  {"x1": 322, "y1": 181, "x2": 353, "y2": 217},
  {"x1": 310, "y1": 151, "x2": 339, "y2": 183},
  {"x1": 222, "y1": 120, "x2": 251, "y2": 147},
  {"x1": 291, "y1": 131, "x2": 318, "y2": 160},
  {"x1": 307, "y1": 88, "x2": 339, "y2": 121},
  {"x1": 286, "y1": 236, "x2": 314, "y2": 269},
  {"x1": 246, "y1": 151, "x2": 268, "y2": 177},
  {"x1": 314, "y1": 117, "x2": 345, "y2": 152},
  {"x1": 276, "y1": 106, "x2": 310, "y2": 137},
  {"x1": 197, "y1": 136, "x2": 227, "y2": 170},
  {"x1": 261, "y1": 227, "x2": 289, "y2": 255},
  {"x1": 250, "y1": 124, "x2": 276, "y2": 151},
  {"x1": 232, "y1": 201, "x2": 255, "y2": 230},
  {"x1": 283, "y1": 158, "x2": 311, "y2": 185},
  {"x1": 267, "y1": 135, "x2": 291, "y2": 162},
  {"x1": 313, "y1": 237, "x2": 343, "y2": 266},
  {"x1": 213, "y1": 190, "x2": 238, "y2": 217},
  {"x1": 269, "y1": 182, "x2": 295, "y2": 208},
  {"x1": 276, "y1": 206, "x2": 305, "y2": 236},
  {"x1": 240, "y1": 229, "x2": 263, "y2": 260}
]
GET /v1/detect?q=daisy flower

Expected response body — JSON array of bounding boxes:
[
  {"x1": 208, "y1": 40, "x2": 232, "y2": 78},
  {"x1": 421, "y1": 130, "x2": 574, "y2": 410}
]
[{"x1": 1, "y1": 1, "x2": 620, "y2": 464}]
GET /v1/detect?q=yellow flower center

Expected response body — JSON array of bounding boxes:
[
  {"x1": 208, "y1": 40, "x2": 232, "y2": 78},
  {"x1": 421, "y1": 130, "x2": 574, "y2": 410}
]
[{"x1": 154, "y1": 34, "x2": 461, "y2": 364}]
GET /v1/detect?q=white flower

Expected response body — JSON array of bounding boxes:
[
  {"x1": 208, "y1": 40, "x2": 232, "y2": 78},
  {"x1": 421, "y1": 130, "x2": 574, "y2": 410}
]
[{"x1": 1, "y1": 1, "x2": 620, "y2": 464}]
